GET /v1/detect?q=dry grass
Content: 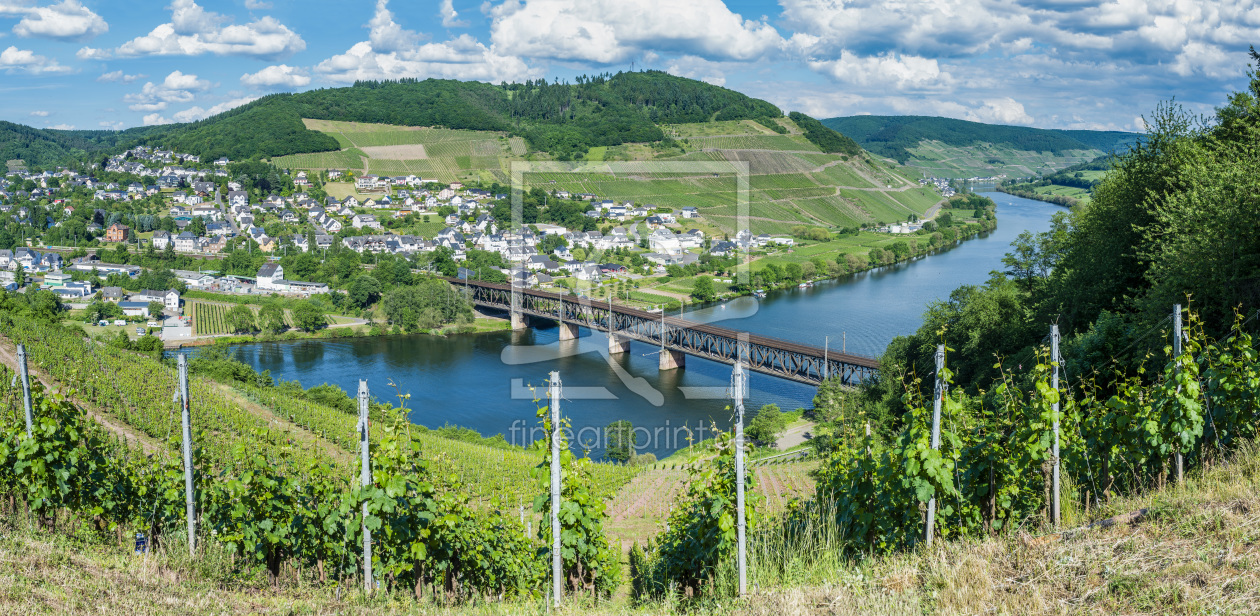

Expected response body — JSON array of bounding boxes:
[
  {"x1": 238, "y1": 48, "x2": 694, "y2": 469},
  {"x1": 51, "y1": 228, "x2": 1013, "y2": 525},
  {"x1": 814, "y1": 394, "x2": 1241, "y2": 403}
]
[{"x1": 738, "y1": 443, "x2": 1260, "y2": 615}]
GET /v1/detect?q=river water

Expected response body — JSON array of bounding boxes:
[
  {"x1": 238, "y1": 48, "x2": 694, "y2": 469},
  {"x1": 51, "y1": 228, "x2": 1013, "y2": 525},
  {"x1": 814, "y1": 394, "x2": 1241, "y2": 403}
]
[{"x1": 200, "y1": 192, "x2": 1058, "y2": 456}]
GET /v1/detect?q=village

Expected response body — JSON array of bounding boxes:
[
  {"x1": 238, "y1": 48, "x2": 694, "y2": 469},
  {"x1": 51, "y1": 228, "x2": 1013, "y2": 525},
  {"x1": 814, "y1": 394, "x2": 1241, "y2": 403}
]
[{"x1": 0, "y1": 146, "x2": 814, "y2": 333}]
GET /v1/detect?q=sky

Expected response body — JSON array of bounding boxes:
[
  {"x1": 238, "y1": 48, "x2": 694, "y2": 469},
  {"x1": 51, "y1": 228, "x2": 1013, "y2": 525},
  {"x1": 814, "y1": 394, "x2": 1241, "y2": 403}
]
[{"x1": 0, "y1": 0, "x2": 1257, "y2": 133}]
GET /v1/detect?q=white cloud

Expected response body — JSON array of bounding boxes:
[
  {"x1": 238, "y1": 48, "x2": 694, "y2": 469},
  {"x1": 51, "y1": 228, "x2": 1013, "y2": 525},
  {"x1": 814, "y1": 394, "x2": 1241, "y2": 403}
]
[
  {"x1": 441, "y1": 0, "x2": 469, "y2": 28},
  {"x1": 75, "y1": 46, "x2": 110, "y2": 59},
  {"x1": 973, "y1": 97, "x2": 1034, "y2": 125},
  {"x1": 0, "y1": 0, "x2": 107, "y2": 42},
  {"x1": 99, "y1": 120, "x2": 124, "y2": 130},
  {"x1": 243, "y1": 0, "x2": 271, "y2": 9},
  {"x1": 315, "y1": 2, "x2": 533, "y2": 83},
  {"x1": 124, "y1": 70, "x2": 212, "y2": 111},
  {"x1": 367, "y1": 0, "x2": 424, "y2": 52},
  {"x1": 28, "y1": 109, "x2": 47, "y2": 116},
  {"x1": 142, "y1": 113, "x2": 173, "y2": 125},
  {"x1": 780, "y1": 0, "x2": 1019, "y2": 58},
  {"x1": 0, "y1": 45, "x2": 70, "y2": 73},
  {"x1": 171, "y1": 96, "x2": 258, "y2": 122},
  {"x1": 1170, "y1": 41, "x2": 1233, "y2": 78},
  {"x1": 241, "y1": 64, "x2": 309, "y2": 88},
  {"x1": 98, "y1": 69, "x2": 143, "y2": 83},
  {"x1": 46, "y1": 122, "x2": 74, "y2": 129},
  {"x1": 664, "y1": 55, "x2": 730, "y2": 86},
  {"x1": 488, "y1": 0, "x2": 784, "y2": 64},
  {"x1": 808, "y1": 51, "x2": 950, "y2": 91},
  {"x1": 116, "y1": 0, "x2": 304, "y2": 60}
]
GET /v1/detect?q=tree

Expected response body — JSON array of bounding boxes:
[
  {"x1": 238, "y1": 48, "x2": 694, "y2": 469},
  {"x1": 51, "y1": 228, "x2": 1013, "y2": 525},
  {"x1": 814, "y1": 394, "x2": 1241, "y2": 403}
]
[
  {"x1": 745, "y1": 404, "x2": 787, "y2": 446},
  {"x1": 381, "y1": 279, "x2": 473, "y2": 332},
  {"x1": 604, "y1": 420, "x2": 637, "y2": 463},
  {"x1": 258, "y1": 303, "x2": 287, "y2": 334},
  {"x1": 84, "y1": 300, "x2": 124, "y2": 323},
  {"x1": 291, "y1": 300, "x2": 325, "y2": 332},
  {"x1": 691, "y1": 276, "x2": 715, "y2": 301},
  {"x1": 868, "y1": 247, "x2": 886, "y2": 266},
  {"x1": 348, "y1": 274, "x2": 382, "y2": 309},
  {"x1": 147, "y1": 301, "x2": 164, "y2": 320},
  {"x1": 13, "y1": 266, "x2": 25, "y2": 289},
  {"x1": 27, "y1": 289, "x2": 63, "y2": 323},
  {"x1": 225, "y1": 304, "x2": 257, "y2": 333},
  {"x1": 784, "y1": 262, "x2": 804, "y2": 282}
]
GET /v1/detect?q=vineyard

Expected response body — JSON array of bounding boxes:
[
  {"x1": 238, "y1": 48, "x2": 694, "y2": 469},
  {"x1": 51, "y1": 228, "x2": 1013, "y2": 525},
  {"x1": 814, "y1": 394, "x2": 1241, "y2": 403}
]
[
  {"x1": 284, "y1": 116, "x2": 936, "y2": 235},
  {"x1": 189, "y1": 300, "x2": 332, "y2": 335},
  {"x1": 0, "y1": 311, "x2": 636, "y2": 600},
  {"x1": 2, "y1": 302, "x2": 1259, "y2": 606}
]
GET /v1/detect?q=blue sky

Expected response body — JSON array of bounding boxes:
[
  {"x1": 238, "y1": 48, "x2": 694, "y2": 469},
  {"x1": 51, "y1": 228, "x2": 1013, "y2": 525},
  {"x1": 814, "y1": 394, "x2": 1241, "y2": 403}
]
[{"x1": 0, "y1": 0, "x2": 1256, "y2": 133}]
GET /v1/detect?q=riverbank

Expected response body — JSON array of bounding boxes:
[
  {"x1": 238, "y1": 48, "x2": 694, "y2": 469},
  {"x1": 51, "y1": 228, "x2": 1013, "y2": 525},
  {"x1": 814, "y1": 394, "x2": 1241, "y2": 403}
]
[
  {"x1": 168, "y1": 315, "x2": 512, "y2": 349},
  {"x1": 628, "y1": 213, "x2": 999, "y2": 311},
  {"x1": 996, "y1": 183, "x2": 1084, "y2": 207}
]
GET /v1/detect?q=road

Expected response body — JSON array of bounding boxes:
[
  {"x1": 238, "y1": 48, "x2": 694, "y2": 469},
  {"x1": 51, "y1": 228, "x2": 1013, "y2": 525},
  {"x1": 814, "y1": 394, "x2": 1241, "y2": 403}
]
[{"x1": 775, "y1": 420, "x2": 815, "y2": 450}]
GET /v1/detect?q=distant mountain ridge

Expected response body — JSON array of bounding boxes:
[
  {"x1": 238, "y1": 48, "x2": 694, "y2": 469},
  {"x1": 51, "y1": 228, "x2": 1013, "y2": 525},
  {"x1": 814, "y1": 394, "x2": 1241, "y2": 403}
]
[{"x1": 821, "y1": 115, "x2": 1137, "y2": 164}]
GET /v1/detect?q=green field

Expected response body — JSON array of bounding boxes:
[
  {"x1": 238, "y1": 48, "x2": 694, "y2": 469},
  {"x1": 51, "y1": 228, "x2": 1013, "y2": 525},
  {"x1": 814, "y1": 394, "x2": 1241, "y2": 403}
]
[{"x1": 270, "y1": 117, "x2": 945, "y2": 233}]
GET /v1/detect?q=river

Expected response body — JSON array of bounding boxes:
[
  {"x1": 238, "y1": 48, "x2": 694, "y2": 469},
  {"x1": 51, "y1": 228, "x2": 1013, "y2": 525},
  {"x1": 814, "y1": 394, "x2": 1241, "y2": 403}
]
[{"x1": 197, "y1": 192, "x2": 1059, "y2": 457}]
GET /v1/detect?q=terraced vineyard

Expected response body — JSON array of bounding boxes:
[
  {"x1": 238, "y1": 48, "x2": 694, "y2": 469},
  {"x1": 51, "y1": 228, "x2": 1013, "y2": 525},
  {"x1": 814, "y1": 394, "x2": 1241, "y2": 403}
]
[{"x1": 274, "y1": 116, "x2": 942, "y2": 233}]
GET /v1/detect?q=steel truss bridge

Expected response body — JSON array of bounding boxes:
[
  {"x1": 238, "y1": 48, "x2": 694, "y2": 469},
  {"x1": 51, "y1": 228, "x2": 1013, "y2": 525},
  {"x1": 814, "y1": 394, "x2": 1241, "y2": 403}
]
[{"x1": 446, "y1": 278, "x2": 880, "y2": 386}]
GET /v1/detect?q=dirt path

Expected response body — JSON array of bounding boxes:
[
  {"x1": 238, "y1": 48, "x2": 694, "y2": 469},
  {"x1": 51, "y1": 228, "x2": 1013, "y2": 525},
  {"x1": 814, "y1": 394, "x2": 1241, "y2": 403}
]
[
  {"x1": 776, "y1": 420, "x2": 815, "y2": 450},
  {"x1": 0, "y1": 338, "x2": 166, "y2": 455},
  {"x1": 213, "y1": 384, "x2": 353, "y2": 466}
]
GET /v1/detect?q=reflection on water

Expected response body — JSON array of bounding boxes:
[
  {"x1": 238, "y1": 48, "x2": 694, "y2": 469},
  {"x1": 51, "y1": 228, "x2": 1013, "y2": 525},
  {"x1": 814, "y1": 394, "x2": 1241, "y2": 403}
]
[{"x1": 182, "y1": 192, "x2": 1057, "y2": 457}]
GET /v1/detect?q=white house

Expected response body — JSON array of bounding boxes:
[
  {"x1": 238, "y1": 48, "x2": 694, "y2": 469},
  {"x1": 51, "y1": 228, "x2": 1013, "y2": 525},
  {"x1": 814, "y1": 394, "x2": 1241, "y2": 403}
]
[
  {"x1": 257, "y1": 263, "x2": 283, "y2": 290},
  {"x1": 352, "y1": 214, "x2": 382, "y2": 229}
]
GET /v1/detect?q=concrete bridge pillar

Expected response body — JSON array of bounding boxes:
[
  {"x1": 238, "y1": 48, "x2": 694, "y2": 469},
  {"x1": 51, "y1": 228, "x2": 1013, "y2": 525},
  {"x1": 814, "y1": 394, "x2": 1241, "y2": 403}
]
[
  {"x1": 510, "y1": 311, "x2": 527, "y2": 330},
  {"x1": 659, "y1": 348, "x2": 686, "y2": 371},
  {"x1": 608, "y1": 334, "x2": 631, "y2": 355},
  {"x1": 557, "y1": 321, "x2": 579, "y2": 341}
]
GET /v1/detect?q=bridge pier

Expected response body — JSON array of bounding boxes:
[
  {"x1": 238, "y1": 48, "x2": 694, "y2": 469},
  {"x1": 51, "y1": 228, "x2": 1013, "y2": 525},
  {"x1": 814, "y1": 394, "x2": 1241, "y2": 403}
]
[
  {"x1": 557, "y1": 321, "x2": 579, "y2": 341},
  {"x1": 659, "y1": 348, "x2": 686, "y2": 371},
  {"x1": 608, "y1": 334, "x2": 631, "y2": 355},
  {"x1": 510, "y1": 311, "x2": 527, "y2": 330}
]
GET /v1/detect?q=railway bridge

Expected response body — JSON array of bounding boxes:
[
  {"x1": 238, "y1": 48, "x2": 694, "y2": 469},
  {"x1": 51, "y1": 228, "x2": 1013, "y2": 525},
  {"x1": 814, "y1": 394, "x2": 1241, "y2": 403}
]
[{"x1": 446, "y1": 278, "x2": 879, "y2": 386}]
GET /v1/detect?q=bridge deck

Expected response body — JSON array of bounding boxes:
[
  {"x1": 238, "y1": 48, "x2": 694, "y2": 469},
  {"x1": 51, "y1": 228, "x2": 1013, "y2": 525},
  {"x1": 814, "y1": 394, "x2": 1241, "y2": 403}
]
[{"x1": 446, "y1": 277, "x2": 879, "y2": 385}]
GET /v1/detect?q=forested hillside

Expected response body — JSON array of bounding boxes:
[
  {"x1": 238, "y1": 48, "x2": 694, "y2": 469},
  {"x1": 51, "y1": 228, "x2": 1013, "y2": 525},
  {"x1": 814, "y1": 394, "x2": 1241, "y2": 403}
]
[
  {"x1": 0, "y1": 121, "x2": 131, "y2": 168},
  {"x1": 822, "y1": 115, "x2": 1136, "y2": 163}
]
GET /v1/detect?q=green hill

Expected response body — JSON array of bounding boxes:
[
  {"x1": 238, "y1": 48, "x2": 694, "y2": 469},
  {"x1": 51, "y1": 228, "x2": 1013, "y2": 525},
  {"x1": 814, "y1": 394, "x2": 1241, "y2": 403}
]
[
  {"x1": 822, "y1": 115, "x2": 1137, "y2": 178},
  {"x1": 0, "y1": 121, "x2": 132, "y2": 168},
  {"x1": 122, "y1": 72, "x2": 785, "y2": 162},
  {"x1": 281, "y1": 115, "x2": 939, "y2": 235}
]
